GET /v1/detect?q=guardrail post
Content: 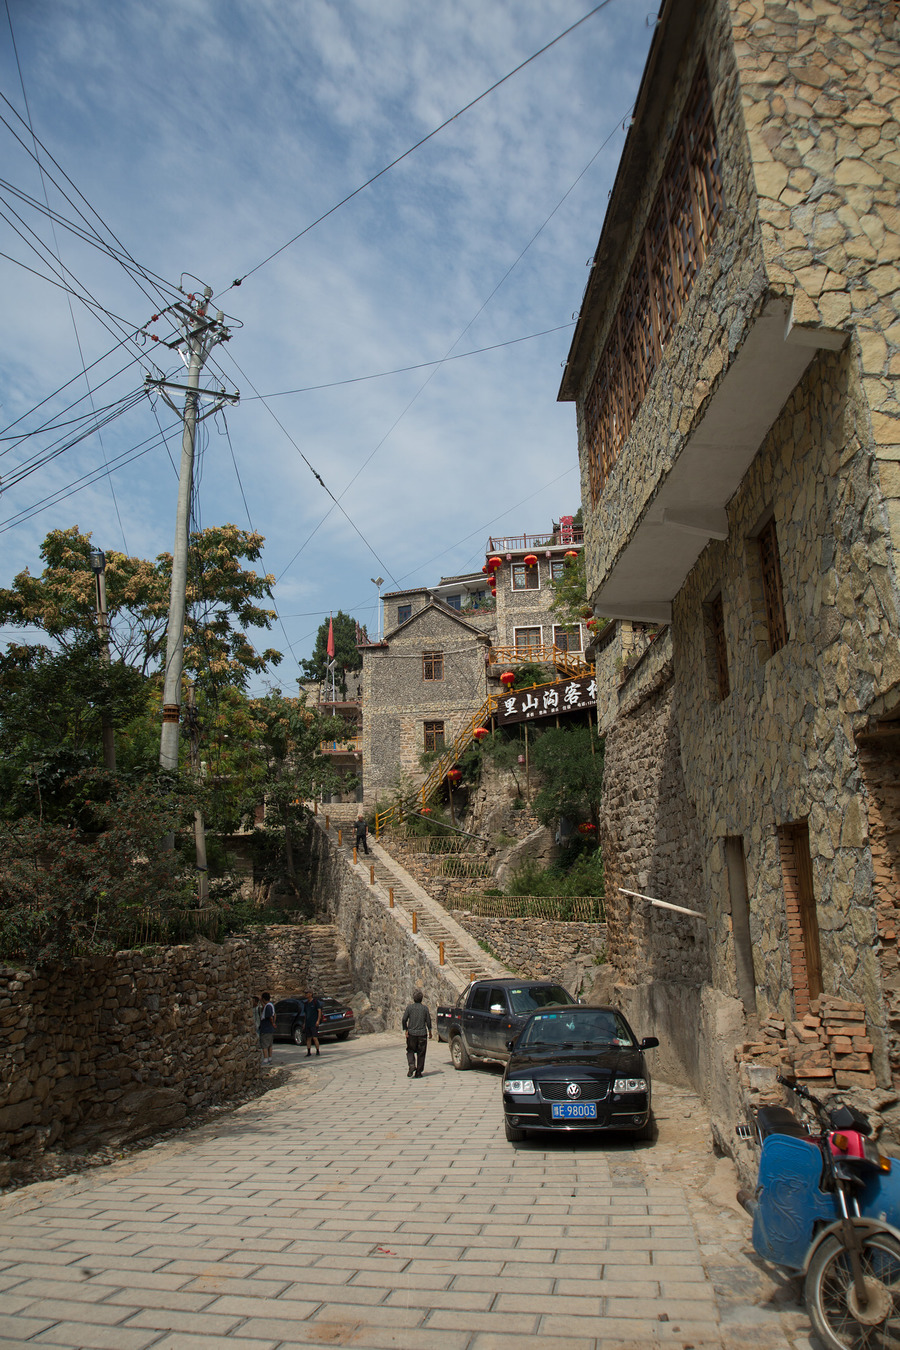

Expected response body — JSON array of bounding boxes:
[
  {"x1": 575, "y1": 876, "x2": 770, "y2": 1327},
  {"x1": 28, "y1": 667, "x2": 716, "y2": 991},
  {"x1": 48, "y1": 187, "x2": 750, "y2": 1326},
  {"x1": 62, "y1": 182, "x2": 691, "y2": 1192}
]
[
  {"x1": 412, "y1": 911, "x2": 418, "y2": 933},
  {"x1": 389, "y1": 888, "x2": 394, "y2": 908},
  {"x1": 338, "y1": 828, "x2": 342, "y2": 846},
  {"x1": 325, "y1": 814, "x2": 330, "y2": 830},
  {"x1": 314, "y1": 801, "x2": 318, "y2": 815},
  {"x1": 353, "y1": 846, "x2": 357, "y2": 864},
  {"x1": 439, "y1": 942, "x2": 445, "y2": 965},
  {"x1": 369, "y1": 864, "x2": 375, "y2": 884},
  {"x1": 470, "y1": 972, "x2": 476, "y2": 981}
]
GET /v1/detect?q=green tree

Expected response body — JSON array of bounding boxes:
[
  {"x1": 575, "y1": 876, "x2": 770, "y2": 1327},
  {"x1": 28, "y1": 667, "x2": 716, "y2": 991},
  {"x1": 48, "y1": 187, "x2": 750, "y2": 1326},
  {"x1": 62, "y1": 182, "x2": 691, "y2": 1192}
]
[
  {"x1": 301, "y1": 611, "x2": 362, "y2": 697},
  {"x1": 530, "y1": 725, "x2": 605, "y2": 834},
  {"x1": 244, "y1": 693, "x2": 349, "y2": 897},
  {"x1": 0, "y1": 639, "x2": 151, "y2": 821},
  {"x1": 0, "y1": 524, "x2": 282, "y2": 686},
  {"x1": 0, "y1": 771, "x2": 198, "y2": 963}
]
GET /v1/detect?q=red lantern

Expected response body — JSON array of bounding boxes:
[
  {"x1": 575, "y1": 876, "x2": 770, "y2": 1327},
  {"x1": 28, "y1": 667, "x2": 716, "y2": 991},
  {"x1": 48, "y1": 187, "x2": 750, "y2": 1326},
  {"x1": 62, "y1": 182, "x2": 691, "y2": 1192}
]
[
  {"x1": 473, "y1": 727, "x2": 489, "y2": 741},
  {"x1": 447, "y1": 767, "x2": 462, "y2": 783},
  {"x1": 565, "y1": 550, "x2": 578, "y2": 560},
  {"x1": 500, "y1": 671, "x2": 515, "y2": 687},
  {"x1": 421, "y1": 806, "x2": 431, "y2": 814},
  {"x1": 586, "y1": 617, "x2": 596, "y2": 628},
  {"x1": 488, "y1": 556, "x2": 502, "y2": 571},
  {"x1": 577, "y1": 822, "x2": 596, "y2": 835},
  {"x1": 482, "y1": 565, "x2": 488, "y2": 574},
  {"x1": 523, "y1": 554, "x2": 538, "y2": 567}
]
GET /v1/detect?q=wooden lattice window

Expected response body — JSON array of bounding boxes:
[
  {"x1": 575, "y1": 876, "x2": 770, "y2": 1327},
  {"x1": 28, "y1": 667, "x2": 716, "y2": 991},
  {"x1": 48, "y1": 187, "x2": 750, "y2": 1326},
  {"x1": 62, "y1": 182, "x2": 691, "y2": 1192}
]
[
  {"x1": 553, "y1": 625, "x2": 582, "y2": 652},
  {"x1": 512, "y1": 563, "x2": 539, "y2": 590},
  {"x1": 424, "y1": 721, "x2": 445, "y2": 752},
  {"x1": 707, "y1": 592, "x2": 730, "y2": 700},
  {"x1": 758, "y1": 518, "x2": 788, "y2": 655},
  {"x1": 778, "y1": 822, "x2": 822, "y2": 1016},
  {"x1": 584, "y1": 62, "x2": 723, "y2": 503},
  {"x1": 514, "y1": 627, "x2": 541, "y2": 652},
  {"x1": 423, "y1": 651, "x2": 444, "y2": 681}
]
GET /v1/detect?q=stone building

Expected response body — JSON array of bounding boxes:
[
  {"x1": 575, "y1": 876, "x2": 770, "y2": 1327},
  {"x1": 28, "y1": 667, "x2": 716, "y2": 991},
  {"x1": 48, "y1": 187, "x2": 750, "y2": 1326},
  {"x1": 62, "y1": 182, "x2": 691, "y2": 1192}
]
[
  {"x1": 559, "y1": 0, "x2": 900, "y2": 1105},
  {"x1": 360, "y1": 522, "x2": 586, "y2": 805}
]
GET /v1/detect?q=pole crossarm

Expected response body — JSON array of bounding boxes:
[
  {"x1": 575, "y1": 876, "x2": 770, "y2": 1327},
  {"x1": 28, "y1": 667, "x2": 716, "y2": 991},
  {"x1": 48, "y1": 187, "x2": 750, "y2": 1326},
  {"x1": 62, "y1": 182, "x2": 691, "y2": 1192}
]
[{"x1": 144, "y1": 376, "x2": 239, "y2": 422}]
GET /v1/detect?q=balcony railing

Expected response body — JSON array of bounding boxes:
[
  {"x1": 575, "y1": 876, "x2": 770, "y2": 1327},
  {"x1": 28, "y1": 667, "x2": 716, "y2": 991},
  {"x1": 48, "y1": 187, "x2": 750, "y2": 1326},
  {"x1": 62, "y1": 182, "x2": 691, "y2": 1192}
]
[
  {"x1": 487, "y1": 645, "x2": 592, "y2": 677},
  {"x1": 320, "y1": 737, "x2": 361, "y2": 755},
  {"x1": 487, "y1": 529, "x2": 583, "y2": 552}
]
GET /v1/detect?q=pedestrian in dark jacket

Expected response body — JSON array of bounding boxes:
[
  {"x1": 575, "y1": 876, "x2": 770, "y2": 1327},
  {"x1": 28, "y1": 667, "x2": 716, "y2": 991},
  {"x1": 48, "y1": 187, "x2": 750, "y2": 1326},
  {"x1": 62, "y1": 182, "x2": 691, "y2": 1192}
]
[
  {"x1": 402, "y1": 989, "x2": 432, "y2": 1078},
  {"x1": 355, "y1": 810, "x2": 369, "y2": 855}
]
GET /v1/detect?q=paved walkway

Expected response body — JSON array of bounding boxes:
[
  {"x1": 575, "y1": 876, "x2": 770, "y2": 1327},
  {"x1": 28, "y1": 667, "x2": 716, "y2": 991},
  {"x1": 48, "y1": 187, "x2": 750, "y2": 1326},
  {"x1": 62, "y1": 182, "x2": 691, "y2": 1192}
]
[{"x1": 0, "y1": 1034, "x2": 817, "y2": 1350}]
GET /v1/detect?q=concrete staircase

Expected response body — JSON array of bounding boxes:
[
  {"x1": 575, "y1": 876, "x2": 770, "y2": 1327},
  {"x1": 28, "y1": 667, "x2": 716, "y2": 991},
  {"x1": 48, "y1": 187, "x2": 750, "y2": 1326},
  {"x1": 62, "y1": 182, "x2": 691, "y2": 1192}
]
[
  {"x1": 312, "y1": 812, "x2": 506, "y2": 985},
  {"x1": 304, "y1": 922, "x2": 354, "y2": 1003}
]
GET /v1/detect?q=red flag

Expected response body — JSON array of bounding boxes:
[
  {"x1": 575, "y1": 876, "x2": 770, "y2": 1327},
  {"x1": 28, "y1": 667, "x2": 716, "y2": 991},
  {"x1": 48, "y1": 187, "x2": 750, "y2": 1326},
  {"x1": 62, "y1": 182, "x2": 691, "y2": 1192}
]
[{"x1": 326, "y1": 616, "x2": 335, "y2": 660}]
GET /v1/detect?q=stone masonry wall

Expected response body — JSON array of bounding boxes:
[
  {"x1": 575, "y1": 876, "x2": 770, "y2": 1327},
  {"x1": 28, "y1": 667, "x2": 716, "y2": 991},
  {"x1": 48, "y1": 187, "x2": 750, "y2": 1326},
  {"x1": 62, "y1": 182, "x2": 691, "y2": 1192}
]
[
  {"x1": 731, "y1": 0, "x2": 900, "y2": 555},
  {"x1": 306, "y1": 821, "x2": 464, "y2": 1029},
  {"x1": 450, "y1": 915, "x2": 607, "y2": 990},
  {"x1": 858, "y1": 736, "x2": 900, "y2": 1081},
  {"x1": 674, "y1": 343, "x2": 900, "y2": 1079},
  {"x1": 600, "y1": 657, "x2": 710, "y2": 990},
  {"x1": 0, "y1": 941, "x2": 259, "y2": 1186}
]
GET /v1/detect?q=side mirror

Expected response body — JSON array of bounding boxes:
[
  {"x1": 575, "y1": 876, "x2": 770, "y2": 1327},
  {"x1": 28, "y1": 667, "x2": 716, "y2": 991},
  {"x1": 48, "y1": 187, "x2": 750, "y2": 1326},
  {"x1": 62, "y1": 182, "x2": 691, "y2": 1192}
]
[
  {"x1": 640, "y1": 1037, "x2": 659, "y2": 1050},
  {"x1": 505, "y1": 1039, "x2": 516, "y2": 1052}
]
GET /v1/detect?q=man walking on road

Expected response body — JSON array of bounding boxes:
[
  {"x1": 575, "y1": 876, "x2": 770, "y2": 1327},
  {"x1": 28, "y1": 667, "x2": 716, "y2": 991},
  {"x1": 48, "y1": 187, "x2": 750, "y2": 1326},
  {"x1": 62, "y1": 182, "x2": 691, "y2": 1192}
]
[
  {"x1": 302, "y1": 988, "x2": 323, "y2": 1057},
  {"x1": 402, "y1": 988, "x2": 432, "y2": 1078},
  {"x1": 355, "y1": 810, "x2": 370, "y2": 855}
]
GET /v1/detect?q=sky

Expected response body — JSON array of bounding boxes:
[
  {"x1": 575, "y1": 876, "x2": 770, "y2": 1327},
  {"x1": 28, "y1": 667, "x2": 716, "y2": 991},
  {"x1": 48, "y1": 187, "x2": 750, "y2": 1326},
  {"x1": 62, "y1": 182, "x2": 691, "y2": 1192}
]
[{"x1": 0, "y1": 0, "x2": 655, "y2": 694}]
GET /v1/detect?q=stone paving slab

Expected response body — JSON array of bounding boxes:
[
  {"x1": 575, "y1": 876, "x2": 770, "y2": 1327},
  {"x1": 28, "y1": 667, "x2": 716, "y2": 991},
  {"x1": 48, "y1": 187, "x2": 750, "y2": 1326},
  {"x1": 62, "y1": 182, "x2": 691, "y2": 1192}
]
[{"x1": 0, "y1": 1031, "x2": 819, "y2": 1348}]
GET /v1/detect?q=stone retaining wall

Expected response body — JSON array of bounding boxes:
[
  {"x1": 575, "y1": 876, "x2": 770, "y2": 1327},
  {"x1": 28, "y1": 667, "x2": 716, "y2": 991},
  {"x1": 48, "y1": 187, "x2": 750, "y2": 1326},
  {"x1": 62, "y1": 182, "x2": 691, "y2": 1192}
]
[
  {"x1": 451, "y1": 914, "x2": 607, "y2": 992},
  {"x1": 0, "y1": 941, "x2": 258, "y2": 1187},
  {"x1": 307, "y1": 821, "x2": 464, "y2": 1028}
]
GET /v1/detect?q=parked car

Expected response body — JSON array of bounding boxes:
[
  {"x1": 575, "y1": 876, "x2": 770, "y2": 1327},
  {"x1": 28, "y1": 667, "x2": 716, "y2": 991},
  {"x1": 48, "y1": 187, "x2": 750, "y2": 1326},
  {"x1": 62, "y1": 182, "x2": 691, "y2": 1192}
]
[
  {"x1": 501, "y1": 1004, "x2": 659, "y2": 1142},
  {"x1": 438, "y1": 978, "x2": 577, "y2": 1069},
  {"x1": 273, "y1": 996, "x2": 355, "y2": 1044}
]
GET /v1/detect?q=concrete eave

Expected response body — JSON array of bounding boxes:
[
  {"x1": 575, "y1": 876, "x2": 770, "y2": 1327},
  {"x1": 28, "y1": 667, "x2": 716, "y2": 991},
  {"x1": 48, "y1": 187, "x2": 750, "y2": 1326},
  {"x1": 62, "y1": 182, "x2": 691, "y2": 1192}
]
[{"x1": 594, "y1": 298, "x2": 847, "y2": 623}]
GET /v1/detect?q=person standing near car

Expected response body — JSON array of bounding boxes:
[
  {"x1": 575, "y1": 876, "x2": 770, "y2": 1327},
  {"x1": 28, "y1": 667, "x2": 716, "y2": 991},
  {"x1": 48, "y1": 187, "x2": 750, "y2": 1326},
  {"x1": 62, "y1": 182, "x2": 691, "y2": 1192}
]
[
  {"x1": 402, "y1": 988, "x2": 432, "y2": 1078},
  {"x1": 259, "y1": 992, "x2": 276, "y2": 1066},
  {"x1": 302, "y1": 988, "x2": 323, "y2": 1057},
  {"x1": 355, "y1": 810, "x2": 369, "y2": 856}
]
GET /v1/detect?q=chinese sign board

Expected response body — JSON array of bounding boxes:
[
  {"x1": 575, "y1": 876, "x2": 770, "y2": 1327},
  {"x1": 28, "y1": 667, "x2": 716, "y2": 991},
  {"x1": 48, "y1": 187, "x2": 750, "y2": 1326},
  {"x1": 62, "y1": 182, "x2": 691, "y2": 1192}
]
[{"x1": 495, "y1": 674, "x2": 596, "y2": 726}]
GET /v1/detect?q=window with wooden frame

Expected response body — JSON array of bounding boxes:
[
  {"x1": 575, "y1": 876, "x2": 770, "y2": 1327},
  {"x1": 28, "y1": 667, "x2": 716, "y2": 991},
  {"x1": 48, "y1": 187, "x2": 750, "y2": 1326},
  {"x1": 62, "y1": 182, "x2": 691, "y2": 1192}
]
[
  {"x1": 553, "y1": 624, "x2": 582, "y2": 652},
  {"x1": 423, "y1": 721, "x2": 445, "y2": 752},
  {"x1": 583, "y1": 62, "x2": 723, "y2": 504},
  {"x1": 778, "y1": 821, "x2": 823, "y2": 1016},
  {"x1": 397, "y1": 604, "x2": 411, "y2": 625},
  {"x1": 514, "y1": 626, "x2": 542, "y2": 652},
  {"x1": 512, "y1": 563, "x2": 539, "y2": 590},
  {"x1": 704, "y1": 591, "x2": 730, "y2": 700},
  {"x1": 423, "y1": 651, "x2": 443, "y2": 681},
  {"x1": 758, "y1": 517, "x2": 788, "y2": 655}
]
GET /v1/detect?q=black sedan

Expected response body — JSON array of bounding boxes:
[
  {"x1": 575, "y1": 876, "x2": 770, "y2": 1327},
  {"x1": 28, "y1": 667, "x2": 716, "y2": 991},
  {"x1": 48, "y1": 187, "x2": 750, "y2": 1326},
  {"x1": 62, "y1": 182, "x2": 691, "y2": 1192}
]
[
  {"x1": 273, "y1": 996, "x2": 355, "y2": 1044},
  {"x1": 501, "y1": 1005, "x2": 658, "y2": 1142}
]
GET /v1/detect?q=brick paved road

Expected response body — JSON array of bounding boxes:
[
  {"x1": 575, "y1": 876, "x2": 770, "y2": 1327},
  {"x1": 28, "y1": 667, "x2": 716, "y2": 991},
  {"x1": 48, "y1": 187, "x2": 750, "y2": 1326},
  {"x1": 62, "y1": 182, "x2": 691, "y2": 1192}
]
[{"x1": 0, "y1": 1033, "x2": 818, "y2": 1349}]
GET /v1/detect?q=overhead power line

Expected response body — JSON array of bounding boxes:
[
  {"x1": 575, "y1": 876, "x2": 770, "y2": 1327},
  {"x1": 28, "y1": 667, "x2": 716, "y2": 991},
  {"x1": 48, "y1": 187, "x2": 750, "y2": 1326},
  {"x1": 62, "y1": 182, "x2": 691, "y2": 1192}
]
[{"x1": 221, "y1": 0, "x2": 619, "y2": 294}]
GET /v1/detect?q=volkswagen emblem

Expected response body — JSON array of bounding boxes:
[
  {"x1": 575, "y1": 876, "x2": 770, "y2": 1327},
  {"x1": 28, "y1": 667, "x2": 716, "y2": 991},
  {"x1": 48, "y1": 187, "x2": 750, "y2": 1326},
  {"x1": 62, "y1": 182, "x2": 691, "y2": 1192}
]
[{"x1": 566, "y1": 1082, "x2": 582, "y2": 1099}]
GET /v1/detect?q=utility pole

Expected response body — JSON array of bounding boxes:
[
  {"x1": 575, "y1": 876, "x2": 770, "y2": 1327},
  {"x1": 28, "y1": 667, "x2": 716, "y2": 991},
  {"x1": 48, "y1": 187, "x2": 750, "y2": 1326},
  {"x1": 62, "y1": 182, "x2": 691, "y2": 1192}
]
[
  {"x1": 185, "y1": 683, "x2": 209, "y2": 902},
  {"x1": 145, "y1": 287, "x2": 239, "y2": 775},
  {"x1": 144, "y1": 286, "x2": 239, "y2": 862},
  {"x1": 88, "y1": 547, "x2": 116, "y2": 772}
]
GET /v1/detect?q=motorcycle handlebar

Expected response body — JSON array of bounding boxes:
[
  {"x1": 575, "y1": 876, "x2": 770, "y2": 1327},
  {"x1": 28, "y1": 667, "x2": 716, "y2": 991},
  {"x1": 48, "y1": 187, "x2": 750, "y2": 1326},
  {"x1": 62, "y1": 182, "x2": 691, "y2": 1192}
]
[{"x1": 777, "y1": 1074, "x2": 824, "y2": 1114}]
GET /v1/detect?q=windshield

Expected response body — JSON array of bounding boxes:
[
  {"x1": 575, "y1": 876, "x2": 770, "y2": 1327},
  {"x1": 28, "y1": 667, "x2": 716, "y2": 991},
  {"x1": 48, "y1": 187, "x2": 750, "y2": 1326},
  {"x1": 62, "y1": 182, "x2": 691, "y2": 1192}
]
[
  {"x1": 508, "y1": 986, "x2": 575, "y2": 1015},
  {"x1": 517, "y1": 1009, "x2": 634, "y2": 1049}
]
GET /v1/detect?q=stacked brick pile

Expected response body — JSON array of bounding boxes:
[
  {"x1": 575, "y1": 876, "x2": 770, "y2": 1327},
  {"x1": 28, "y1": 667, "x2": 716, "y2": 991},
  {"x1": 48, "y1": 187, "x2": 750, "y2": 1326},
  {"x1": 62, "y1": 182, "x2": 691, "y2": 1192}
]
[{"x1": 736, "y1": 996, "x2": 876, "y2": 1089}]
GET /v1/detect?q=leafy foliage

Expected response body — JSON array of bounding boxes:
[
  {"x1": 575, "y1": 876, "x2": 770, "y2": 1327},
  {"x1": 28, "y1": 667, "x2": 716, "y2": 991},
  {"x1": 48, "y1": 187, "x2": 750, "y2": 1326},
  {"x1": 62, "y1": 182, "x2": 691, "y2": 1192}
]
[
  {"x1": 504, "y1": 845, "x2": 605, "y2": 899},
  {"x1": 0, "y1": 771, "x2": 198, "y2": 963},
  {"x1": 507, "y1": 661, "x2": 552, "y2": 691},
  {"x1": 530, "y1": 725, "x2": 604, "y2": 833},
  {"x1": 301, "y1": 611, "x2": 362, "y2": 696},
  {"x1": 0, "y1": 524, "x2": 281, "y2": 687}
]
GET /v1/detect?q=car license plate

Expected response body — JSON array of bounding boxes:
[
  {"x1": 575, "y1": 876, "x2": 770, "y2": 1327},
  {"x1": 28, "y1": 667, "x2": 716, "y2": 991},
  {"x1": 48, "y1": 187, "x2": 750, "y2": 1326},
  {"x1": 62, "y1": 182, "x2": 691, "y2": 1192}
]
[
  {"x1": 551, "y1": 1102, "x2": 597, "y2": 1120},
  {"x1": 327, "y1": 1013, "x2": 341, "y2": 1020}
]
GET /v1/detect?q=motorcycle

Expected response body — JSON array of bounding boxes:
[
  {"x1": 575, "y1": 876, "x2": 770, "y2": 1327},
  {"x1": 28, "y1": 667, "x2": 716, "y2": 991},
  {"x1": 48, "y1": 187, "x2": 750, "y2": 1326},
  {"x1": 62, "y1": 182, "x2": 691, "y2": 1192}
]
[{"x1": 737, "y1": 1075, "x2": 900, "y2": 1349}]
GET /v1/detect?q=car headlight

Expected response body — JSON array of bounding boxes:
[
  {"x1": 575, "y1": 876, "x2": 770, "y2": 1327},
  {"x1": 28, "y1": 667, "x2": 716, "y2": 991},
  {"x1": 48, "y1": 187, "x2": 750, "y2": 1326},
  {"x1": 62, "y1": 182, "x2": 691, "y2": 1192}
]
[
  {"x1": 613, "y1": 1078, "x2": 648, "y2": 1094},
  {"x1": 505, "y1": 1078, "x2": 535, "y2": 1095}
]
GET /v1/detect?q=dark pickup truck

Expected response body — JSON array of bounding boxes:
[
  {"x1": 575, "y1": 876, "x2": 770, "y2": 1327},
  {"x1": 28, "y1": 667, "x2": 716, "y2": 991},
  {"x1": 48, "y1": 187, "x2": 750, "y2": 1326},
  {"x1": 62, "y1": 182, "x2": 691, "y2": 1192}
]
[{"x1": 437, "y1": 978, "x2": 577, "y2": 1070}]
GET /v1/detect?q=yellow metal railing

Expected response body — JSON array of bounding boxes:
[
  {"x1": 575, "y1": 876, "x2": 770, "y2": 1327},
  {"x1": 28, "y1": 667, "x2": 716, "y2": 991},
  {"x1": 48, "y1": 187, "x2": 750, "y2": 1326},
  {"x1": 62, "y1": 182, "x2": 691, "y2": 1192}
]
[{"x1": 375, "y1": 694, "x2": 497, "y2": 837}]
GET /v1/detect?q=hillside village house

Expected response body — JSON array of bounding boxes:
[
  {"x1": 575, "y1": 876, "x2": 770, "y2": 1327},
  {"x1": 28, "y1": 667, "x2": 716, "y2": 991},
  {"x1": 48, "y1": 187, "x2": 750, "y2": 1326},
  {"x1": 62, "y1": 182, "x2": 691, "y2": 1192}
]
[
  {"x1": 559, "y1": 0, "x2": 900, "y2": 1117},
  {"x1": 358, "y1": 521, "x2": 588, "y2": 804}
]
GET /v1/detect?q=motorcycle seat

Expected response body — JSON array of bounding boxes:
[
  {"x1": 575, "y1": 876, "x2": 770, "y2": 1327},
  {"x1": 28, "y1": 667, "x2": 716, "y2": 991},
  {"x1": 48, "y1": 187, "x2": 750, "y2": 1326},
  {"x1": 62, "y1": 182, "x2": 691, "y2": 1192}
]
[{"x1": 756, "y1": 1104, "x2": 810, "y2": 1140}]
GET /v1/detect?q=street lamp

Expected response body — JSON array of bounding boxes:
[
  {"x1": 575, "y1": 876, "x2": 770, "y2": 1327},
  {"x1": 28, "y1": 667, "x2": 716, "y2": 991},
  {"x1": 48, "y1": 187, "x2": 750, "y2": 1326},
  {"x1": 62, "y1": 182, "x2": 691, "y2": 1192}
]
[
  {"x1": 88, "y1": 548, "x2": 116, "y2": 772},
  {"x1": 371, "y1": 576, "x2": 384, "y2": 641}
]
